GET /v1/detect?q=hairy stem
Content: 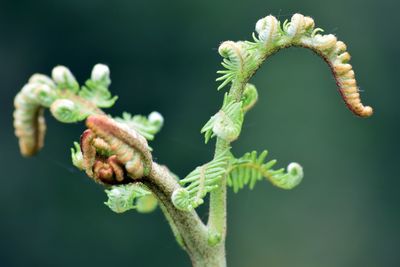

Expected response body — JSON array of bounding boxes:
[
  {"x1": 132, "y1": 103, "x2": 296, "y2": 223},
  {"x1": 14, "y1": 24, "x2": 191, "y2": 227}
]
[
  {"x1": 143, "y1": 163, "x2": 210, "y2": 262},
  {"x1": 205, "y1": 80, "x2": 246, "y2": 266},
  {"x1": 144, "y1": 162, "x2": 229, "y2": 266}
]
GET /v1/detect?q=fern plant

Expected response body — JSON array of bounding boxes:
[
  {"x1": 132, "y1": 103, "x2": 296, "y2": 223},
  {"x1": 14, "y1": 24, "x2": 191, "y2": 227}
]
[{"x1": 13, "y1": 13, "x2": 373, "y2": 266}]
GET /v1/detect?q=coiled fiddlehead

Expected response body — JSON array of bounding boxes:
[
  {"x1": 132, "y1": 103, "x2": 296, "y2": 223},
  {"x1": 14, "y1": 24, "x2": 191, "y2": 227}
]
[
  {"x1": 13, "y1": 79, "x2": 56, "y2": 156},
  {"x1": 217, "y1": 13, "x2": 373, "y2": 117},
  {"x1": 85, "y1": 115, "x2": 153, "y2": 179},
  {"x1": 104, "y1": 183, "x2": 157, "y2": 213}
]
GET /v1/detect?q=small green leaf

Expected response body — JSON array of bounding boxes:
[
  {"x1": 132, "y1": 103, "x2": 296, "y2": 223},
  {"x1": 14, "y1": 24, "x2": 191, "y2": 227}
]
[
  {"x1": 50, "y1": 99, "x2": 87, "y2": 123},
  {"x1": 201, "y1": 94, "x2": 243, "y2": 143},
  {"x1": 79, "y1": 80, "x2": 118, "y2": 108},
  {"x1": 70, "y1": 141, "x2": 84, "y2": 170}
]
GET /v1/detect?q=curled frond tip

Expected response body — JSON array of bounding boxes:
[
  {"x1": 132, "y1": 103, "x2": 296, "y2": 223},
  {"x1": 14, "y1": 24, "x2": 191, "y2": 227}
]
[{"x1": 217, "y1": 13, "x2": 373, "y2": 118}]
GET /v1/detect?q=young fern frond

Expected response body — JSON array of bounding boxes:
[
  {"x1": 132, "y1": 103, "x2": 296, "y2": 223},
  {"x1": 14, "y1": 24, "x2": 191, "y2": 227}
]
[
  {"x1": 85, "y1": 115, "x2": 153, "y2": 179},
  {"x1": 78, "y1": 64, "x2": 118, "y2": 108},
  {"x1": 216, "y1": 41, "x2": 254, "y2": 90},
  {"x1": 79, "y1": 80, "x2": 118, "y2": 108},
  {"x1": 12, "y1": 13, "x2": 374, "y2": 266},
  {"x1": 13, "y1": 83, "x2": 53, "y2": 156},
  {"x1": 172, "y1": 151, "x2": 231, "y2": 211},
  {"x1": 115, "y1": 111, "x2": 164, "y2": 141},
  {"x1": 13, "y1": 64, "x2": 116, "y2": 156},
  {"x1": 105, "y1": 183, "x2": 157, "y2": 213},
  {"x1": 201, "y1": 93, "x2": 244, "y2": 143},
  {"x1": 227, "y1": 150, "x2": 303, "y2": 193},
  {"x1": 71, "y1": 141, "x2": 84, "y2": 170},
  {"x1": 241, "y1": 83, "x2": 258, "y2": 113},
  {"x1": 217, "y1": 13, "x2": 373, "y2": 117}
]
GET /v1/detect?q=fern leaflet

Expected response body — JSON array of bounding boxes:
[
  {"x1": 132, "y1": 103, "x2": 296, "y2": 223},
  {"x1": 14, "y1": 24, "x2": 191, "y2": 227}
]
[
  {"x1": 79, "y1": 79, "x2": 118, "y2": 108},
  {"x1": 104, "y1": 183, "x2": 158, "y2": 213},
  {"x1": 227, "y1": 150, "x2": 303, "y2": 193},
  {"x1": 172, "y1": 151, "x2": 231, "y2": 211},
  {"x1": 114, "y1": 111, "x2": 163, "y2": 141}
]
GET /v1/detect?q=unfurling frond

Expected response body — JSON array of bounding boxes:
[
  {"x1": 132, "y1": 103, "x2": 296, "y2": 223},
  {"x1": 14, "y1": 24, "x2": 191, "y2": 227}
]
[
  {"x1": 172, "y1": 151, "x2": 231, "y2": 211},
  {"x1": 115, "y1": 111, "x2": 164, "y2": 141},
  {"x1": 104, "y1": 183, "x2": 157, "y2": 213},
  {"x1": 85, "y1": 115, "x2": 153, "y2": 179},
  {"x1": 13, "y1": 64, "x2": 116, "y2": 157},
  {"x1": 216, "y1": 41, "x2": 254, "y2": 90},
  {"x1": 227, "y1": 150, "x2": 303, "y2": 193},
  {"x1": 79, "y1": 64, "x2": 118, "y2": 108},
  {"x1": 242, "y1": 83, "x2": 258, "y2": 112},
  {"x1": 135, "y1": 194, "x2": 158, "y2": 213},
  {"x1": 50, "y1": 99, "x2": 86, "y2": 123},
  {"x1": 52, "y1": 65, "x2": 80, "y2": 93},
  {"x1": 201, "y1": 94, "x2": 244, "y2": 143},
  {"x1": 79, "y1": 80, "x2": 118, "y2": 108},
  {"x1": 13, "y1": 83, "x2": 52, "y2": 156},
  {"x1": 217, "y1": 13, "x2": 373, "y2": 117}
]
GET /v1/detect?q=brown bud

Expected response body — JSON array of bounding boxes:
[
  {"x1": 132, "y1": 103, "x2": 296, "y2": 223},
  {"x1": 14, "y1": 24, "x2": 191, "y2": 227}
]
[{"x1": 86, "y1": 115, "x2": 152, "y2": 179}]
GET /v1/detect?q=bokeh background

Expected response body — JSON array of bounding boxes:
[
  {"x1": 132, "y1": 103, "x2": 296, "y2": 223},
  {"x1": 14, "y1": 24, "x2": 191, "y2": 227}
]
[{"x1": 0, "y1": 0, "x2": 399, "y2": 266}]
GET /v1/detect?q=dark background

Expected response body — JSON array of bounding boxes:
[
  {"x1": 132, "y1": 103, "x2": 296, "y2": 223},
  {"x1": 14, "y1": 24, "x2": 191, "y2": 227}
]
[{"x1": 0, "y1": 0, "x2": 399, "y2": 266}]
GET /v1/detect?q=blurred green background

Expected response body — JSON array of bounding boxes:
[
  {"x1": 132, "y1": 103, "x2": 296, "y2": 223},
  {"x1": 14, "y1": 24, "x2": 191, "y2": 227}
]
[{"x1": 0, "y1": 0, "x2": 398, "y2": 266}]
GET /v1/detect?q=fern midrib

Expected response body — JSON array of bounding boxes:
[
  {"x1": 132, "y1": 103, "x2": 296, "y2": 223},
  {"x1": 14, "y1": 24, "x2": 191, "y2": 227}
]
[{"x1": 228, "y1": 162, "x2": 276, "y2": 181}]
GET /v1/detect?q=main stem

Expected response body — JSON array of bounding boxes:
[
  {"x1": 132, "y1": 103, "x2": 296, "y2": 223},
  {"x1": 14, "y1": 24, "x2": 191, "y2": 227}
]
[
  {"x1": 145, "y1": 163, "x2": 226, "y2": 267},
  {"x1": 204, "y1": 80, "x2": 247, "y2": 266}
]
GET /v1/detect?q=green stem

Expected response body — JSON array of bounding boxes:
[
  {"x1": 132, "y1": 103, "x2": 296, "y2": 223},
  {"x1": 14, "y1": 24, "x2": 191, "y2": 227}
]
[
  {"x1": 204, "y1": 81, "x2": 247, "y2": 266},
  {"x1": 207, "y1": 138, "x2": 229, "y2": 239}
]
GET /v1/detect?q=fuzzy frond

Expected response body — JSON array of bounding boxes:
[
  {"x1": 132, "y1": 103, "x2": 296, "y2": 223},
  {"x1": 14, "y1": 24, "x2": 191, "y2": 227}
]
[
  {"x1": 104, "y1": 183, "x2": 157, "y2": 213},
  {"x1": 172, "y1": 151, "x2": 231, "y2": 211},
  {"x1": 52, "y1": 65, "x2": 80, "y2": 93},
  {"x1": 85, "y1": 115, "x2": 153, "y2": 179},
  {"x1": 217, "y1": 13, "x2": 373, "y2": 117},
  {"x1": 13, "y1": 83, "x2": 50, "y2": 156},
  {"x1": 50, "y1": 99, "x2": 87, "y2": 123},
  {"x1": 216, "y1": 41, "x2": 254, "y2": 90},
  {"x1": 227, "y1": 150, "x2": 303, "y2": 193},
  {"x1": 13, "y1": 64, "x2": 115, "y2": 156},
  {"x1": 201, "y1": 93, "x2": 244, "y2": 143},
  {"x1": 79, "y1": 80, "x2": 118, "y2": 108},
  {"x1": 242, "y1": 83, "x2": 258, "y2": 112},
  {"x1": 79, "y1": 63, "x2": 117, "y2": 108},
  {"x1": 115, "y1": 111, "x2": 164, "y2": 141}
]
